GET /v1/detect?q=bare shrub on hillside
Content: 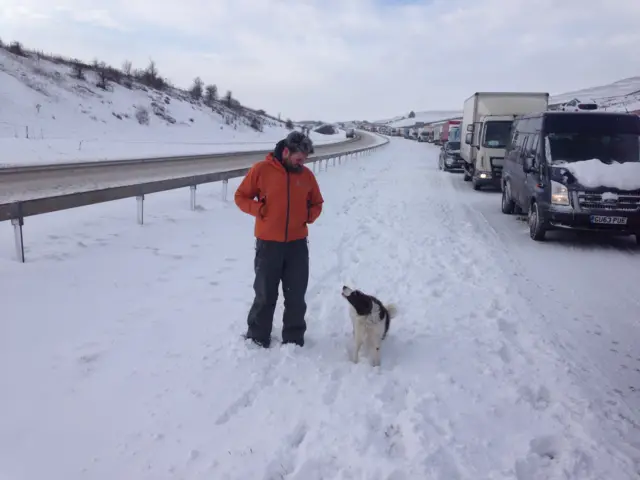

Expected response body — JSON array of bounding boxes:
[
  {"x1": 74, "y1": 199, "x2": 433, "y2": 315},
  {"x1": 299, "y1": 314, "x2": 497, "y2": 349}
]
[{"x1": 135, "y1": 106, "x2": 150, "y2": 125}]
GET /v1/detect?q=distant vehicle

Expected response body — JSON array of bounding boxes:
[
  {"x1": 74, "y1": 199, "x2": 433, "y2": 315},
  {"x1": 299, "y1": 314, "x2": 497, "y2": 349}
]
[
  {"x1": 432, "y1": 124, "x2": 444, "y2": 145},
  {"x1": 560, "y1": 99, "x2": 598, "y2": 112},
  {"x1": 501, "y1": 111, "x2": 640, "y2": 243},
  {"x1": 439, "y1": 120, "x2": 461, "y2": 144},
  {"x1": 461, "y1": 91, "x2": 550, "y2": 190},
  {"x1": 346, "y1": 128, "x2": 355, "y2": 138},
  {"x1": 438, "y1": 140, "x2": 463, "y2": 172}
]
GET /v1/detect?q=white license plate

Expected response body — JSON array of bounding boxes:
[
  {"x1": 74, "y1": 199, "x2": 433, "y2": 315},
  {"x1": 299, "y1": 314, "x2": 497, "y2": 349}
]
[{"x1": 590, "y1": 215, "x2": 628, "y2": 225}]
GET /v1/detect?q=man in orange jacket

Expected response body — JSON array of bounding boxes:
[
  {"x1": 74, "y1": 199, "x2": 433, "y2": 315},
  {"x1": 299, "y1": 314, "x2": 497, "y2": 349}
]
[{"x1": 235, "y1": 131, "x2": 324, "y2": 348}]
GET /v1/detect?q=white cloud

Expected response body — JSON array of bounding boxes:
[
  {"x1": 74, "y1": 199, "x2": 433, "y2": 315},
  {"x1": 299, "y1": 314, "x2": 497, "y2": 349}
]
[{"x1": 0, "y1": 0, "x2": 639, "y2": 121}]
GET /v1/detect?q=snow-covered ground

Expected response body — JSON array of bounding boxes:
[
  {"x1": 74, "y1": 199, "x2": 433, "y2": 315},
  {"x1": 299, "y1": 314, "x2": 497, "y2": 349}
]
[
  {"x1": 0, "y1": 49, "x2": 345, "y2": 166},
  {"x1": 1, "y1": 138, "x2": 640, "y2": 479}
]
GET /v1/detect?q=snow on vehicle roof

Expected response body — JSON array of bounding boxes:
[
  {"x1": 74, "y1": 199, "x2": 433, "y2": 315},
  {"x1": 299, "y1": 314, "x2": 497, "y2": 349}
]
[{"x1": 554, "y1": 159, "x2": 640, "y2": 190}]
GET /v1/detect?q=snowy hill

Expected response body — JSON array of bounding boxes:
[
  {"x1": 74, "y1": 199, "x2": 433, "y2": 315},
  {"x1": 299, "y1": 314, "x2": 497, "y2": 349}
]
[
  {"x1": 549, "y1": 76, "x2": 640, "y2": 112},
  {"x1": 378, "y1": 75, "x2": 640, "y2": 129},
  {"x1": 382, "y1": 110, "x2": 463, "y2": 128},
  {"x1": 0, "y1": 43, "x2": 345, "y2": 165}
]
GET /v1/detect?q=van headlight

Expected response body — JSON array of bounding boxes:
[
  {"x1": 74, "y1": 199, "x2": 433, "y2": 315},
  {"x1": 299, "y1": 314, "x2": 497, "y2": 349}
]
[{"x1": 551, "y1": 180, "x2": 569, "y2": 206}]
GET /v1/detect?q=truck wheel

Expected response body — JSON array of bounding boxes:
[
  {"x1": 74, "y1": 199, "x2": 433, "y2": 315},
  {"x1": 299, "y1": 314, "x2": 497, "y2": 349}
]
[
  {"x1": 501, "y1": 183, "x2": 515, "y2": 214},
  {"x1": 528, "y1": 202, "x2": 547, "y2": 241},
  {"x1": 463, "y1": 170, "x2": 471, "y2": 182}
]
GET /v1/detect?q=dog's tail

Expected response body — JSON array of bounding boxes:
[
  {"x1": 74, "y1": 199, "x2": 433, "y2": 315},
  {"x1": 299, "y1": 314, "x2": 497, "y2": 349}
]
[{"x1": 386, "y1": 303, "x2": 398, "y2": 319}]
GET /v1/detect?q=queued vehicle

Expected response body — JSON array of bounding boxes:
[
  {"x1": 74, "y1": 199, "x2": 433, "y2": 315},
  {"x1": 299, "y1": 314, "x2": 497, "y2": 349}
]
[
  {"x1": 500, "y1": 110, "x2": 640, "y2": 243},
  {"x1": 460, "y1": 91, "x2": 550, "y2": 190},
  {"x1": 346, "y1": 128, "x2": 355, "y2": 138},
  {"x1": 560, "y1": 98, "x2": 599, "y2": 112},
  {"x1": 438, "y1": 139, "x2": 463, "y2": 171}
]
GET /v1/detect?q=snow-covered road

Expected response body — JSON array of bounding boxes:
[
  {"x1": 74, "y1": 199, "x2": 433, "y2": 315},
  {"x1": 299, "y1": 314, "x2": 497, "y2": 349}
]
[{"x1": 1, "y1": 138, "x2": 639, "y2": 479}]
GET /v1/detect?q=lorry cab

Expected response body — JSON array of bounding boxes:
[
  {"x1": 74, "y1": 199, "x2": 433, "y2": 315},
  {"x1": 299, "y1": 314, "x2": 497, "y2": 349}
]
[
  {"x1": 460, "y1": 92, "x2": 550, "y2": 191},
  {"x1": 464, "y1": 114, "x2": 515, "y2": 189},
  {"x1": 501, "y1": 111, "x2": 640, "y2": 243}
]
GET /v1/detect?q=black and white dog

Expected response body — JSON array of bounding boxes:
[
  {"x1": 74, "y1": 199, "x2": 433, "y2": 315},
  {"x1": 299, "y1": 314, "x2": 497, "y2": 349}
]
[{"x1": 341, "y1": 286, "x2": 398, "y2": 367}]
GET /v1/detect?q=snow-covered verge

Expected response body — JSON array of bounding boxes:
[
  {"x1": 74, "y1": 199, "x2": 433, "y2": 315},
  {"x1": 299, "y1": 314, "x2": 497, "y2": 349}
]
[
  {"x1": 553, "y1": 159, "x2": 640, "y2": 190},
  {"x1": 0, "y1": 48, "x2": 345, "y2": 166},
  {"x1": 1, "y1": 139, "x2": 638, "y2": 479}
]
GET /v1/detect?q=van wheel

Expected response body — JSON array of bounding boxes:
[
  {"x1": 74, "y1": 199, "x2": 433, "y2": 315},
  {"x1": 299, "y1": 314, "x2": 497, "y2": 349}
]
[
  {"x1": 501, "y1": 183, "x2": 515, "y2": 214},
  {"x1": 635, "y1": 233, "x2": 640, "y2": 246},
  {"x1": 528, "y1": 202, "x2": 547, "y2": 241}
]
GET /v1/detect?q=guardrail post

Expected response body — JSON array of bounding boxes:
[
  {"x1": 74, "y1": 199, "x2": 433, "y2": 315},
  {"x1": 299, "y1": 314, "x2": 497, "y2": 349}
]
[
  {"x1": 11, "y1": 218, "x2": 25, "y2": 263},
  {"x1": 190, "y1": 185, "x2": 197, "y2": 210},
  {"x1": 222, "y1": 179, "x2": 228, "y2": 201},
  {"x1": 136, "y1": 195, "x2": 144, "y2": 225},
  {"x1": 332, "y1": 157, "x2": 336, "y2": 166}
]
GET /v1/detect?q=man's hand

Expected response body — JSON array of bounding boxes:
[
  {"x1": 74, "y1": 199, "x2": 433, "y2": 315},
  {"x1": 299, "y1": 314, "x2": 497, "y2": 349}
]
[{"x1": 258, "y1": 197, "x2": 267, "y2": 219}]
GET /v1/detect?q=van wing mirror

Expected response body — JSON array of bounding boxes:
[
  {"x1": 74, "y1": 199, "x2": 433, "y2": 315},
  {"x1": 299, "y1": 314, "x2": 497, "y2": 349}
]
[{"x1": 465, "y1": 132, "x2": 472, "y2": 145}]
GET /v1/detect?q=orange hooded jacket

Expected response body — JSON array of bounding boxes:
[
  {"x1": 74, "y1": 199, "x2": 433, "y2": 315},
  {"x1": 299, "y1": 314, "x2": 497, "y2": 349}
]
[{"x1": 234, "y1": 153, "x2": 324, "y2": 242}]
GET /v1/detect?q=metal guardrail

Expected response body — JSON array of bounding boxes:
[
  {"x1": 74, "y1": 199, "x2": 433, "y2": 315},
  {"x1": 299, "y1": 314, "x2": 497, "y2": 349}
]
[
  {"x1": 0, "y1": 134, "x2": 358, "y2": 174},
  {"x1": 3, "y1": 133, "x2": 389, "y2": 262}
]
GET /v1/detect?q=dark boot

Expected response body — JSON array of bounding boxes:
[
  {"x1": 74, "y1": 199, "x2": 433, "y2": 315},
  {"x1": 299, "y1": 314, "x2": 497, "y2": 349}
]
[
  {"x1": 246, "y1": 240, "x2": 285, "y2": 347},
  {"x1": 281, "y1": 239, "x2": 309, "y2": 346}
]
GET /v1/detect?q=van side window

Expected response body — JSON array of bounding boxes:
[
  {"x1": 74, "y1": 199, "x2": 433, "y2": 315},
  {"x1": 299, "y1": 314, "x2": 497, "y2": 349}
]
[
  {"x1": 516, "y1": 134, "x2": 529, "y2": 165},
  {"x1": 529, "y1": 134, "x2": 539, "y2": 158},
  {"x1": 508, "y1": 124, "x2": 520, "y2": 150}
]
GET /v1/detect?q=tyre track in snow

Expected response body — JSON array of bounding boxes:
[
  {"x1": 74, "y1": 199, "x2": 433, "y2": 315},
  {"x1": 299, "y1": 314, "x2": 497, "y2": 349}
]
[
  {"x1": 357, "y1": 141, "x2": 638, "y2": 478},
  {"x1": 444, "y1": 173, "x2": 640, "y2": 465},
  {"x1": 294, "y1": 140, "x2": 633, "y2": 478}
]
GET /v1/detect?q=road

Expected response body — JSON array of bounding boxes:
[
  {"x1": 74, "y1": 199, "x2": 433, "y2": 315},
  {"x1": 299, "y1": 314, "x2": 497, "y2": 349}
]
[
  {"x1": 0, "y1": 133, "x2": 378, "y2": 203},
  {"x1": 436, "y1": 143, "x2": 640, "y2": 432}
]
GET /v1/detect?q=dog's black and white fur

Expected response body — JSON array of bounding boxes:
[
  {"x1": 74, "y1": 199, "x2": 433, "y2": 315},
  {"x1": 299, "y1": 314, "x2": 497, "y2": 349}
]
[{"x1": 341, "y1": 285, "x2": 398, "y2": 367}]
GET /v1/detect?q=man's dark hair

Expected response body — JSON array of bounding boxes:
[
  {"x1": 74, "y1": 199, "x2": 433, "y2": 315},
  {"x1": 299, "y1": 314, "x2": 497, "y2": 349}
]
[{"x1": 284, "y1": 131, "x2": 314, "y2": 155}]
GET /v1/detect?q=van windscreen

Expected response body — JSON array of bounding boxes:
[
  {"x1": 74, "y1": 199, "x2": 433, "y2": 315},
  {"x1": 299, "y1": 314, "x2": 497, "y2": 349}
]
[
  {"x1": 544, "y1": 114, "x2": 640, "y2": 165},
  {"x1": 545, "y1": 113, "x2": 640, "y2": 135}
]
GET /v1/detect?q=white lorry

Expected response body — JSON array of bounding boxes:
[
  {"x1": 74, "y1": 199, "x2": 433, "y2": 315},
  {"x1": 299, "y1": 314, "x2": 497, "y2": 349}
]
[{"x1": 461, "y1": 92, "x2": 549, "y2": 190}]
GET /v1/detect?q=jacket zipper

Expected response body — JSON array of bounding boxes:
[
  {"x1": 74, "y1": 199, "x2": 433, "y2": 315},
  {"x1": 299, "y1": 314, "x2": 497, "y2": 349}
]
[{"x1": 284, "y1": 171, "x2": 291, "y2": 242}]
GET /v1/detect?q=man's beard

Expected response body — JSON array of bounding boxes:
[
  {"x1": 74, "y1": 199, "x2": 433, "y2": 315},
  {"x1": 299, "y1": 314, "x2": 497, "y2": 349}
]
[{"x1": 283, "y1": 156, "x2": 303, "y2": 172}]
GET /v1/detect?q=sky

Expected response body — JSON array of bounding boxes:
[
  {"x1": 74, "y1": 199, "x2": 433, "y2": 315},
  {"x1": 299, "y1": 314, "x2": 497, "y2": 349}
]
[{"x1": 1, "y1": 0, "x2": 640, "y2": 122}]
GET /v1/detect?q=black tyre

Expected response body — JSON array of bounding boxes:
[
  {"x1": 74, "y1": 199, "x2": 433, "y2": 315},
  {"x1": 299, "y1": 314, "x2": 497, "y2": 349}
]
[
  {"x1": 463, "y1": 170, "x2": 471, "y2": 182},
  {"x1": 528, "y1": 202, "x2": 547, "y2": 241},
  {"x1": 501, "y1": 183, "x2": 515, "y2": 214}
]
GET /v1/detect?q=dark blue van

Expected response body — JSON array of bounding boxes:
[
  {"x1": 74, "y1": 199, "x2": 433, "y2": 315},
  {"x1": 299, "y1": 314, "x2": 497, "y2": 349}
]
[{"x1": 501, "y1": 111, "x2": 640, "y2": 243}]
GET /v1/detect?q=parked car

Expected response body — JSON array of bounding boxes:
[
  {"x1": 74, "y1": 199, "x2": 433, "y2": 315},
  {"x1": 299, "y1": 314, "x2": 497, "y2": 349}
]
[
  {"x1": 560, "y1": 98, "x2": 598, "y2": 112},
  {"x1": 501, "y1": 111, "x2": 640, "y2": 243},
  {"x1": 346, "y1": 128, "x2": 355, "y2": 138},
  {"x1": 438, "y1": 140, "x2": 463, "y2": 171}
]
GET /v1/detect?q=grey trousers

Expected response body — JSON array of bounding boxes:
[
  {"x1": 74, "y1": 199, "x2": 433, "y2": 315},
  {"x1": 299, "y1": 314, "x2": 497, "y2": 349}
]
[{"x1": 246, "y1": 238, "x2": 309, "y2": 346}]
